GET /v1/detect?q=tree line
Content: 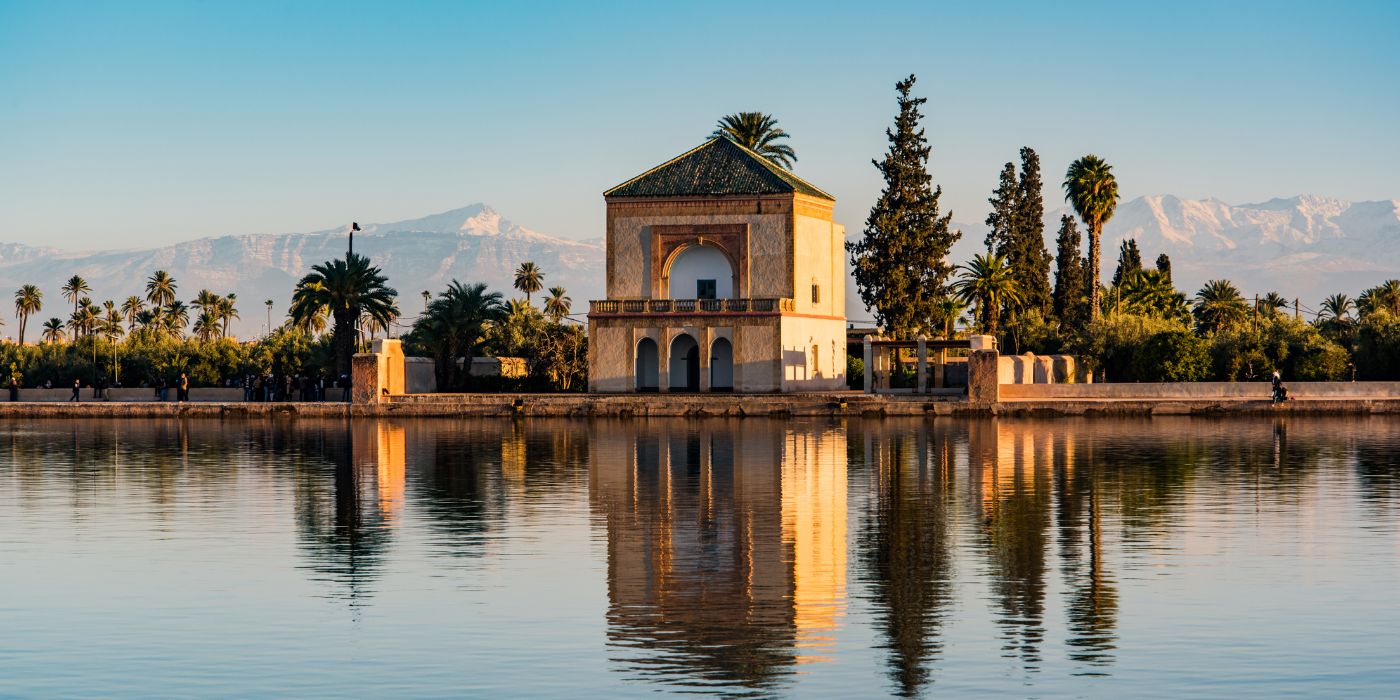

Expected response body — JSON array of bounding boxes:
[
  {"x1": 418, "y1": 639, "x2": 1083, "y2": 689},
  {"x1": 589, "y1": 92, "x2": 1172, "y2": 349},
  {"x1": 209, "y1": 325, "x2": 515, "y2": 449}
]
[{"x1": 837, "y1": 74, "x2": 1400, "y2": 381}]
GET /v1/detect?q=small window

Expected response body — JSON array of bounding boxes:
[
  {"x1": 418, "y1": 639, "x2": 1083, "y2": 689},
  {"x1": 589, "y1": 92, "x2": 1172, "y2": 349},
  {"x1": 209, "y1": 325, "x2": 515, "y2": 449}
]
[
  {"x1": 696, "y1": 279, "x2": 716, "y2": 300},
  {"x1": 811, "y1": 284, "x2": 820, "y2": 304}
]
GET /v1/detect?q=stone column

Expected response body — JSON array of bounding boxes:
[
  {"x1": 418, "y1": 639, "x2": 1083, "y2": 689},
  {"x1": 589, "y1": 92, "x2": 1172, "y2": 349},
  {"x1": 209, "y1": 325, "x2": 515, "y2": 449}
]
[
  {"x1": 699, "y1": 327, "x2": 711, "y2": 393},
  {"x1": 863, "y1": 335, "x2": 873, "y2": 394},
  {"x1": 916, "y1": 335, "x2": 927, "y2": 394},
  {"x1": 968, "y1": 349, "x2": 1001, "y2": 404},
  {"x1": 658, "y1": 329, "x2": 671, "y2": 392}
]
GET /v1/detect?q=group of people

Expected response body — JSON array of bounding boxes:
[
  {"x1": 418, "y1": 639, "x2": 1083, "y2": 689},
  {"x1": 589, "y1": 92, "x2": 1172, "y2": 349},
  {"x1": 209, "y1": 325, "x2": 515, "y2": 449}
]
[{"x1": 241, "y1": 372, "x2": 351, "y2": 403}]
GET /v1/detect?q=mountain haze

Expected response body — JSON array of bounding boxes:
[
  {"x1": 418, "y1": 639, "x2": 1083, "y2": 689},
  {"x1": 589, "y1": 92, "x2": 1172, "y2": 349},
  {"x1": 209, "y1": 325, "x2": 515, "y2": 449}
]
[
  {"x1": 3, "y1": 195, "x2": 1395, "y2": 340},
  {"x1": 0, "y1": 205, "x2": 606, "y2": 339},
  {"x1": 942, "y1": 194, "x2": 1400, "y2": 313}
]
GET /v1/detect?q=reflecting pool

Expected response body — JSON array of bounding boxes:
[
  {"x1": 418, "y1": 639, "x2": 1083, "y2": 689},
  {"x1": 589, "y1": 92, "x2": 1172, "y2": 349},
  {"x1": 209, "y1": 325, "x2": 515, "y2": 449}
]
[{"x1": 1, "y1": 417, "x2": 1398, "y2": 697}]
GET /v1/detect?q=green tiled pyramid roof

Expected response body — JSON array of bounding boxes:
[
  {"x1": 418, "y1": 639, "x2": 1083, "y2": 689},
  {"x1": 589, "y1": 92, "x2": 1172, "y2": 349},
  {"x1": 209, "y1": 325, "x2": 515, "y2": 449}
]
[{"x1": 605, "y1": 137, "x2": 833, "y2": 200}]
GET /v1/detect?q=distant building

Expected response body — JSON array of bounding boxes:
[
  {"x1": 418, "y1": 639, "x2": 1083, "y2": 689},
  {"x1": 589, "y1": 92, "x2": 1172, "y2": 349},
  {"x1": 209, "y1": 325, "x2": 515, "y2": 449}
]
[{"x1": 587, "y1": 137, "x2": 847, "y2": 392}]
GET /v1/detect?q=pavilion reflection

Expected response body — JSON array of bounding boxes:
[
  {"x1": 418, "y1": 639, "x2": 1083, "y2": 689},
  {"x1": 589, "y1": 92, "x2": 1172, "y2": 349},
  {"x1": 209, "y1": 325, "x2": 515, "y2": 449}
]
[{"x1": 590, "y1": 420, "x2": 848, "y2": 695}]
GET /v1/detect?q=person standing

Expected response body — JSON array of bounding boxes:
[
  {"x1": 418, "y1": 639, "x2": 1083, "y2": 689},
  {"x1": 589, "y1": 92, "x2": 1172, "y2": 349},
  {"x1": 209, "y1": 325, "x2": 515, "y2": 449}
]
[
  {"x1": 8, "y1": 377, "x2": 19, "y2": 402},
  {"x1": 70, "y1": 379, "x2": 80, "y2": 402},
  {"x1": 178, "y1": 372, "x2": 190, "y2": 402}
]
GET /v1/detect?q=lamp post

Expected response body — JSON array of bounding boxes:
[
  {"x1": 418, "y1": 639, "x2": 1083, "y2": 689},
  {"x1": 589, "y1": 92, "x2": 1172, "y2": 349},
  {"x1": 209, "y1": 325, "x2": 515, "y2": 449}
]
[{"x1": 348, "y1": 222, "x2": 360, "y2": 259}]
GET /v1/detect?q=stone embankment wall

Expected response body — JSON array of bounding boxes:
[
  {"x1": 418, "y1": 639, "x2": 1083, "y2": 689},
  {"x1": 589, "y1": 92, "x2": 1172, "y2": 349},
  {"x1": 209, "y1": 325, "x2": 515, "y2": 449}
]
[
  {"x1": 5, "y1": 388, "x2": 346, "y2": 402},
  {"x1": 1001, "y1": 382, "x2": 1400, "y2": 400}
]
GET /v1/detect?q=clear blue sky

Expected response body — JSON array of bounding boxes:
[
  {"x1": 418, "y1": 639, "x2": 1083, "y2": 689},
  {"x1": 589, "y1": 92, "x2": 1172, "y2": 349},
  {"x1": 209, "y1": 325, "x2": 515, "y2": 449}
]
[{"x1": 2, "y1": 0, "x2": 1397, "y2": 249}]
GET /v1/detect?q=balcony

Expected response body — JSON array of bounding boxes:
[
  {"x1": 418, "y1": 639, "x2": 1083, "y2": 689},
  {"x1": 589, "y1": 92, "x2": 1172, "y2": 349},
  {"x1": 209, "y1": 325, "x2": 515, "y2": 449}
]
[{"x1": 589, "y1": 298, "x2": 794, "y2": 315}]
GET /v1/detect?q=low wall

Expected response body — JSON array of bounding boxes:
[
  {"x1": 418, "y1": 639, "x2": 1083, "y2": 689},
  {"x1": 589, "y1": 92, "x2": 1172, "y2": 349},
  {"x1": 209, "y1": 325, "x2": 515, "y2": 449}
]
[
  {"x1": 6, "y1": 388, "x2": 347, "y2": 402},
  {"x1": 1000, "y1": 382, "x2": 1400, "y2": 400},
  {"x1": 406, "y1": 357, "x2": 436, "y2": 394}
]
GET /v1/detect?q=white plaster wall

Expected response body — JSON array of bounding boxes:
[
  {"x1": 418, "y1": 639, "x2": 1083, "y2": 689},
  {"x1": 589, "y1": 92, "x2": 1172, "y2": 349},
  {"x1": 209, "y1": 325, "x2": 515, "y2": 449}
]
[
  {"x1": 669, "y1": 245, "x2": 734, "y2": 299},
  {"x1": 792, "y1": 214, "x2": 845, "y2": 317},
  {"x1": 607, "y1": 212, "x2": 789, "y2": 299},
  {"x1": 778, "y1": 316, "x2": 847, "y2": 391}
]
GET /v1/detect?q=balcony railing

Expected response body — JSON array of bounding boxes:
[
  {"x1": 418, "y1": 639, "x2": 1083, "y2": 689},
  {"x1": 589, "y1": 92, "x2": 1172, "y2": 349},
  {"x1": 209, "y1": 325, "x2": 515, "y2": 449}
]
[{"x1": 590, "y1": 298, "x2": 794, "y2": 315}]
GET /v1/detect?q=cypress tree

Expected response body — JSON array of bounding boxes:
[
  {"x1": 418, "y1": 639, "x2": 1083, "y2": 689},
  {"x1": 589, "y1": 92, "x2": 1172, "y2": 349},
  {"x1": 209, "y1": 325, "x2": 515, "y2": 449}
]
[
  {"x1": 1112, "y1": 238, "x2": 1143, "y2": 287},
  {"x1": 1052, "y1": 215, "x2": 1088, "y2": 325},
  {"x1": 1155, "y1": 252, "x2": 1172, "y2": 282},
  {"x1": 848, "y1": 74, "x2": 960, "y2": 337},
  {"x1": 984, "y1": 162, "x2": 1017, "y2": 253},
  {"x1": 1010, "y1": 146, "x2": 1051, "y2": 314}
]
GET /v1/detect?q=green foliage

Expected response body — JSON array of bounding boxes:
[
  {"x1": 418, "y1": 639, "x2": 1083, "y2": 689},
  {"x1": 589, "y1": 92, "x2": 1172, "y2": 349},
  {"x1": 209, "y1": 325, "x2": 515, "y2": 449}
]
[
  {"x1": 1354, "y1": 312, "x2": 1400, "y2": 379},
  {"x1": 1111, "y1": 238, "x2": 1142, "y2": 287},
  {"x1": 290, "y1": 253, "x2": 398, "y2": 375},
  {"x1": 846, "y1": 355, "x2": 864, "y2": 390},
  {"x1": 0, "y1": 330, "x2": 331, "y2": 389},
  {"x1": 1154, "y1": 253, "x2": 1172, "y2": 281},
  {"x1": 407, "y1": 281, "x2": 506, "y2": 391},
  {"x1": 1130, "y1": 330, "x2": 1210, "y2": 382},
  {"x1": 951, "y1": 253, "x2": 1021, "y2": 337},
  {"x1": 1071, "y1": 314, "x2": 1190, "y2": 382},
  {"x1": 1052, "y1": 215, "x2": 1089, "y2": 327},
  {"x1": 1209, "y1": 317, "x2": 1349, "y2": 381},
  {"x1": 848, "y1": 74, "x2": 960, "y2": 338},
  {"x1": 985, "y1": 148, "x2": 1052, "y2": 320},
  {"x1": 1193, "y1": 279, "x2": 1249, "y2": 333},
  {"x1": 711, "y1": 112, "x2": 796, "y2": 169},
  {"x1": 512, "y1": 262, "x2": 544, "y2": 304}
]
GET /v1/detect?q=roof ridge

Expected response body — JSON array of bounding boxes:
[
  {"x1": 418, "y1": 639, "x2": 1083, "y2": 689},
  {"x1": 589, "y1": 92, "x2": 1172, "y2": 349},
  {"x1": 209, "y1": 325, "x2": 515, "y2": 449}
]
[
  {"x1": 604, "y1": 137, "x2": 834, "y2": 201},
  {"x1": 715, "y1": 136, "x2": 835, "y2": 201},
  {"x1": 603, "y1": 138, "x2": 723, "y2": 197}
]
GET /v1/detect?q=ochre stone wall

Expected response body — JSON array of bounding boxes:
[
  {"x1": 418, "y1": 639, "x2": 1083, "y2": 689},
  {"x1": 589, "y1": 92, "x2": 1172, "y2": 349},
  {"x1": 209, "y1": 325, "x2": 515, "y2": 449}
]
[{"x1": 778, "y1": 315, "x2": 847, "y2": 391}]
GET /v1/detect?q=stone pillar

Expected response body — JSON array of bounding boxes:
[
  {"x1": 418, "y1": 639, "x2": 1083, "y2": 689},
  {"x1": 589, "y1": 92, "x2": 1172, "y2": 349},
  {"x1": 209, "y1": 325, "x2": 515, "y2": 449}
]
[
  {"x1": 968, "y1": 349, "x2": 1000, "y2": 404},
  {"x1": 658, "y1": 330, "x2": 671, "y2": 392},
  {"x1": 968, "y1": 334, "x2": 997, "y2": 351},
  {"x1": 351, "y1": 339, "x2": 405, "y2": 405},
  {"x1": 863, "y1": 335, "x2": 873, "y2": 394},
  {"x1": 1033, "y1": 355, "x2": 1054, "y2": 384},
  {"x1": 699, "y1": 327, "x2": 711, "y2": 393},
  {"x1": 935, "y1": 347, "x2": 946, "y2": 389},
  {"x1": 916, "y1": 335, "x2": 927, "y2": 394}
]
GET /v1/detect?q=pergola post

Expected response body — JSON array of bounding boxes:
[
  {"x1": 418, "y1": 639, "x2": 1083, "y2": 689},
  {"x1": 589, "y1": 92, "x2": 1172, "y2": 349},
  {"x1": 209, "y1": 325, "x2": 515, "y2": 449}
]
[
  {"x1": 862, "y1": 335, "x2": 873, "y2": 394},
  {"x1": 916, "y1": 334, "x2": 927, "y2": 394}
]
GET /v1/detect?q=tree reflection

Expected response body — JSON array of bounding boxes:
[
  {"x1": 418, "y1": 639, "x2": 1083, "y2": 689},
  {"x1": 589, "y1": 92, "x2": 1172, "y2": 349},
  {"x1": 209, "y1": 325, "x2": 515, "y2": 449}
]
[
  {"x1": 294, "y1": 423, "x2": 391, "y2": 607},
  {"x1": 856, "y1": 422, "x2": 956, "y2": 697}
]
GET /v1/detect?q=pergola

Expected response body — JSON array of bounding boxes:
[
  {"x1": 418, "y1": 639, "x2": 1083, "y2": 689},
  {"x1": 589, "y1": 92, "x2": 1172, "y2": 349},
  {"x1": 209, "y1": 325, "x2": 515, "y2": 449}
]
[{"x1": 861, "y1": 335, "x2": 986, "y2": 394}]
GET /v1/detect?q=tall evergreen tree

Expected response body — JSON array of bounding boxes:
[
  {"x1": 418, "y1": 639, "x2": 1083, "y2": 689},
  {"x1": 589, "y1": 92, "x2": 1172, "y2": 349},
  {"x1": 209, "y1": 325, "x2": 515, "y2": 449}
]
[
  {"x1": 984, "y1": 162, "x2": 1017, "y2": 253},
  {"x1": 1009, "y1": 146, "x2": 1051, "y2": 314},
  {"x1": 1155, "y1": 253, "x2": 1172, "y2": 282},
  {"x1": 1052, "y1": 215, "x2": 1088, "y2": 326},
  {"x1": 1111, "y1": 239, "x2": 1143, "y2": 287},
  {"x1": 848, "y1": 75, "x2": 960, "y2": 337}
]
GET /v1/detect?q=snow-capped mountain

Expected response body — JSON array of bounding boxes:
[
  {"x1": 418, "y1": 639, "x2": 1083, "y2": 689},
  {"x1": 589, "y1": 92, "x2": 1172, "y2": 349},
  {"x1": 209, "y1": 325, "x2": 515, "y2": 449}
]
[
  {"x1": 943, "y1": 195, "x2": 1400, "y2": 308},
  {"x1": 0, "y1": 204, "x2": 606, "y2": 339}
]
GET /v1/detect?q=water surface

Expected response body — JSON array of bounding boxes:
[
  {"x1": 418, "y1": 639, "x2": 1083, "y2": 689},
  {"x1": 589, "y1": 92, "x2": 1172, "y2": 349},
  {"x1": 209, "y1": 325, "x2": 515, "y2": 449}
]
[{"x1": 1, "y1": 416, "x2": 1398, "y2": 698}]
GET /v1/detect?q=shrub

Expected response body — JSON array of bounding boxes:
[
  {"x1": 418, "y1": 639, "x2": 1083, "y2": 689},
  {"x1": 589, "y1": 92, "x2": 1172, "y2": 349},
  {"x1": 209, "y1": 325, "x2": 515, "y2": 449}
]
[{"x1": 1131, "y1": 330, "x2": 1211, "y2": 382}]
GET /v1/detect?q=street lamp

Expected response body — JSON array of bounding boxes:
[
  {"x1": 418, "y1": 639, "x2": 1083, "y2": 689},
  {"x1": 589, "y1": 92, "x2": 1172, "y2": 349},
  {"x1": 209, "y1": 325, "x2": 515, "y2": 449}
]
[{"x1": 348, "y1": 222, "x2": 360, "y2": 259}]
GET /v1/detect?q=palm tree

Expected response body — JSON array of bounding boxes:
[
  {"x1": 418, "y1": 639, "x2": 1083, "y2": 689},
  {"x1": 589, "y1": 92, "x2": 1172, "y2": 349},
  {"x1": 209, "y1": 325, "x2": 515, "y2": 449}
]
[
  {"x1": 13, "y1": 284, "x2": 42, "y2": 346},
  {"x1": 1364, "y1": 279, "x2": 1400, "y2": 316},
  {"x1": 192, "y1": 311, "x2": 220, "y2": 342},
  {"x1": 1120, "y1": 269, "x2": 1188, "y2": 320},
  {"x1": 217, "y1": 296, "x2": 240, "y2": 338},
  {"x1": 290, "y1": 253, "x2": 399, "y2": 375},
  {"x1": 134, "y1": 309, "x2": 157, "y2": 332},
  {"x1": 164, "y1": 300, "x2": 189, "y2": 337},
  {"x1": 101, "y1": 307, "x2": 125, "y2": 344},
  {"x1": 1258, "y1": 291, "x2": 1289, "y2": 319},
  {"x1": 513, "y1": 262, "x2": 544, "y2": 305},
  {"x1": 712, "y1": 112, "x2": 797, "y2": 169},
  {"x1": 1193, "y1": 280, "x2": 1249, "y2": 333},
  {"x1": 951, "y1": 253, "x2": 1022, "y2": 336},
  {"x1": 192, "y1": 289, "x2": 220, "y2": 315},
  {"x1": 543, "y1": 286, "x2": 571, "y2": 323},
  {"x1": 264, "y1": 299, "x2": 274, "y2": 335},
  {"x1": 145, "y1": 270, "x2": 177, "y2": 308},
  {"x1": 1063, "y1": 156, "x2": 1120, "y2": 320},
  {"x1": 60, "y1": 275, "x2": 91, "y2": 341},
  {"x1": 291, "y1": 285, "x2": 328, "y2": 335},
  {"x1": 409, "y1": 280, "x2": 506, "y2": 390},
  {"x1": 1319, "y1": 293, "x2": 1354, "y2": 323},
  {"x1": 41, "y1": 318, "x2": 65, "y2": 344},
  {"x1": 933, "y1": 296, "x2": 966, "y2": 339},
  {"x1": 121, "y1": 296, "x2": 145, "y2": 333}
]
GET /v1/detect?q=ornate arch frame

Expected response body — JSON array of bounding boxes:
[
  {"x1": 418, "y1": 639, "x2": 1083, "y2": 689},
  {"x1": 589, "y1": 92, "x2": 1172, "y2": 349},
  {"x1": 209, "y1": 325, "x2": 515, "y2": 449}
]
[{"x1": 650, "y1": 224, "x2": 747, "y2": 299}]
